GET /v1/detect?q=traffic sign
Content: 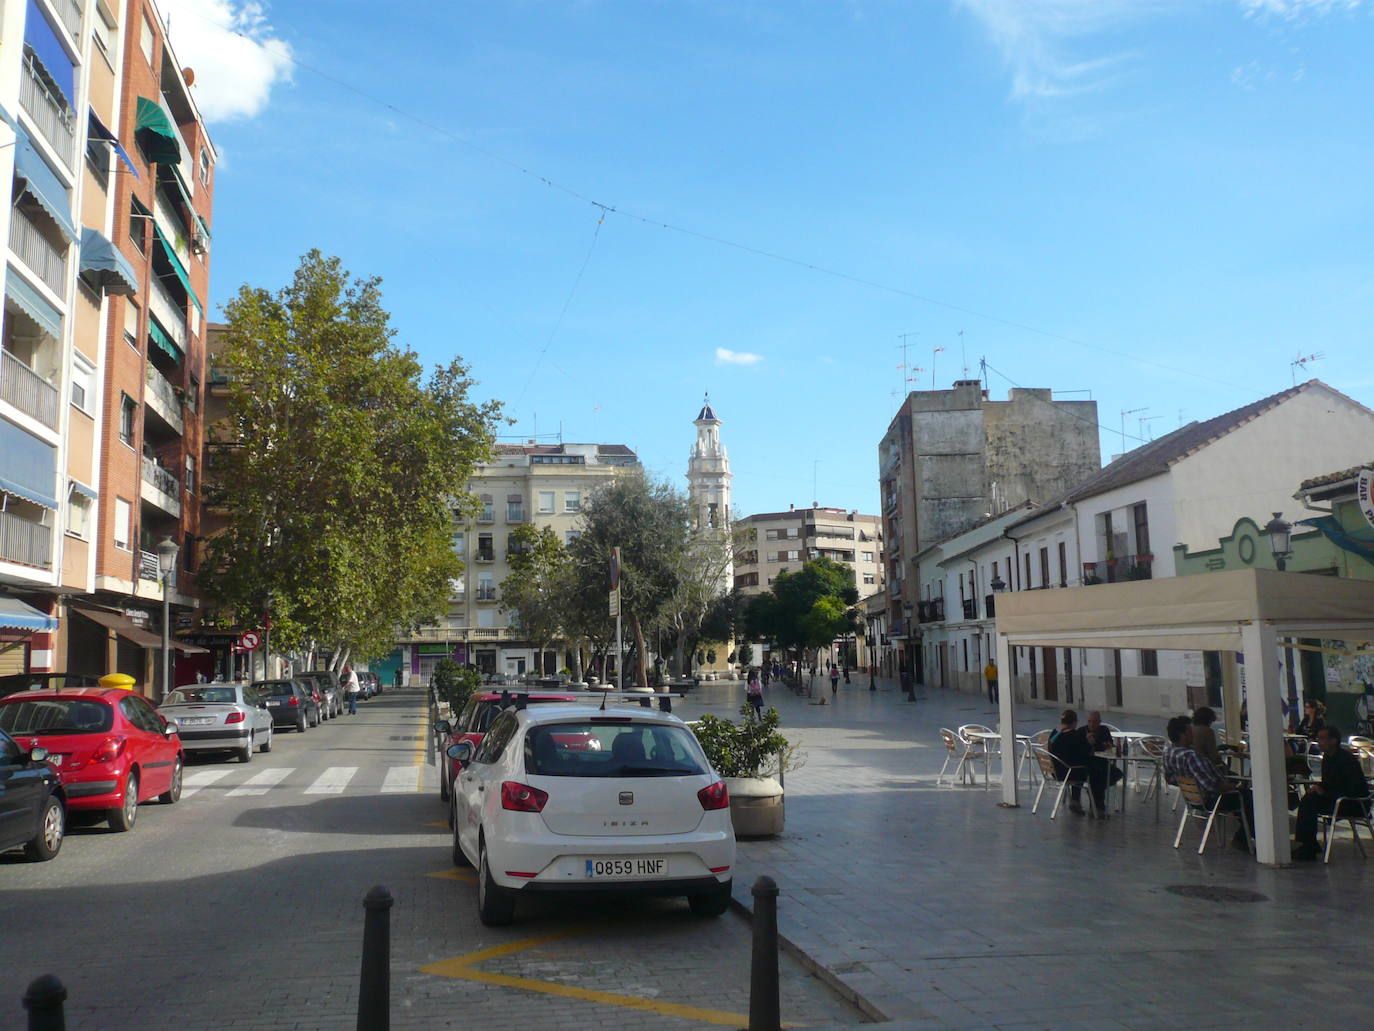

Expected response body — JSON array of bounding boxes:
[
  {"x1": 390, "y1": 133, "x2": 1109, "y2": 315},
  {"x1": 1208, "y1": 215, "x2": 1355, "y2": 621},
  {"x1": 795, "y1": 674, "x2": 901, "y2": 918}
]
[
  {"x1": 238, "y1": 630, "x2": 261, "y2": 651},
  {"x1": 609, "y1": 587, "x2": 620, "y2": 617}
]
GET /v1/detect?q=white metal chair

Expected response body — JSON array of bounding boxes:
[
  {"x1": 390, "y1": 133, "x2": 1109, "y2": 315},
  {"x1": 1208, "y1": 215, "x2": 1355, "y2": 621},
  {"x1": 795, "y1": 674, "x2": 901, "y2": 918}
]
[
  {"x1": 1173, "y1": 775, "x2": 1252, "y2": 854},
  {"x1": 1016, "y1": 729, "x2": 1052, "y2": 790},
  {"x1": 1137, "y1": 735, "x2": 1169, "y2": 808},
  {"x1": 937, "y1": 728, "x2": 985, "y2": 786},
  {"x1": 1030, "y1": 744, "x2": 1097, "y2": 819},
  {"x1": 1318, "y1": 795, "x2": 1374, "y2": 863}
]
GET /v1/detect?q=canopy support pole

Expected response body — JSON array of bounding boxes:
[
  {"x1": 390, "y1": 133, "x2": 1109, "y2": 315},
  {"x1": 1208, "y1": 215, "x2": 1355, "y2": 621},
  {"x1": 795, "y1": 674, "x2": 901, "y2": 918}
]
[
  {"x1": 1222, "y1": 654, "x2": 1243, "y2": 747},
  {"x1": 997, "y1": 631, "x2": 1018, "y2": 806},
  {"x1": 1241, "y1": 621, "x2": 1289, "y2": 865}
]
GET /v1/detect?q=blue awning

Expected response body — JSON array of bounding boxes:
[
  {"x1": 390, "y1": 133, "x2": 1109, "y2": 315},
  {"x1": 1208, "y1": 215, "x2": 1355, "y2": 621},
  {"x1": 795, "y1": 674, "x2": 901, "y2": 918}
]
[
  {"x1": 80, "y1": 227, "x2": 139, "y2": 296},
  {"x1": 68, "y1": 479, "x2": 97, "y2": 500},
  {"x1": 4, "y1": 269, "x2": 63, "y2": 341},
  {"x1": 87, "y1": 107, "x2": 139, "y2": 179},
  {"x1": 11, "y1": 122, "x2": 77, "y2": 243},
  {"x1": 24, "y1": 0, "x2": 75, "y2": 110},
  {"x1": 0, "y1": 596, "x2": 57, "y2": 633},
  {"x1": 0, "y1": 417, "x2": 58, "y2": 509}
]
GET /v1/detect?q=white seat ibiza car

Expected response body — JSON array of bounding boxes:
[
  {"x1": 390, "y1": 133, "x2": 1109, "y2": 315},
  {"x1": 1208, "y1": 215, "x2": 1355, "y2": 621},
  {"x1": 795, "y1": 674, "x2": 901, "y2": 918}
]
[{"x1": 447, "y1": 701, "x2": 735, "y2": 926}]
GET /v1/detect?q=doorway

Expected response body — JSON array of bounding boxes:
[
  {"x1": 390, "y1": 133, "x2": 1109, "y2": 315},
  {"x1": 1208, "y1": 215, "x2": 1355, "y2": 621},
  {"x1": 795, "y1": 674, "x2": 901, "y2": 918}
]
[{"x1": 1041, "y1": 647, "x2": 1058, "y2": 701}]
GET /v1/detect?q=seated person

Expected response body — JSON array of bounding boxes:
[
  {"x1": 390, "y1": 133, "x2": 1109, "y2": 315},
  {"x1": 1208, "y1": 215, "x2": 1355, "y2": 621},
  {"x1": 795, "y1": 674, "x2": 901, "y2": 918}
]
[
  {"x1": 1295, "y1": 699, "x2": 1326, "y2": 741},
  {"x1": 1191, "y1": 707, "x2": 1226, "y2": 773},
  {"x1": 1163, "y1": 715, "x2": 1254, "y2": 851},
  {"x1": 1293, "y1": 725, "x2": 1371, "y2": 861},
  {"x1": 1048, "y1": 709, "x2": 1102, "y2": 817}
]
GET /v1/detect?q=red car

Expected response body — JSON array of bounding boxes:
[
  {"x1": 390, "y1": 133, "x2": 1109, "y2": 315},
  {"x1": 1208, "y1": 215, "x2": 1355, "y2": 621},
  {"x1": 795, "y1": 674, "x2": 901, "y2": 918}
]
[{"x1": 0, "y1": 688, "x2": 183, "y2": 831}]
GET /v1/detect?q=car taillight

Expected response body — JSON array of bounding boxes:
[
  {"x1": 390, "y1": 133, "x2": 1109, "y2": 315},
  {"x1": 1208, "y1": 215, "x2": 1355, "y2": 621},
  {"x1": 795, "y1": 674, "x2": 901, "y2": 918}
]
[
  {"x1": 225, "y1": 711, "x2": 246, "y2": 724},
  {"x1": 287, "y1": 696, "x2": 300, "y2": 707},
  {"x1": 91, "y1": 736, "x2": 126, "y2": 763},
  {"x1": 500, "y1": 781, "x2": 549, "y2": 813},
  {"x1": 698, "y1": 781, "x2": 729, "y2": 811}
]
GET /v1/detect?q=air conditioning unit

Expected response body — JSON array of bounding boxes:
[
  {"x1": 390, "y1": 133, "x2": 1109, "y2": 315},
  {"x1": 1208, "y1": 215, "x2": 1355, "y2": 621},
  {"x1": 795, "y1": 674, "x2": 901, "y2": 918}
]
[{"x1": 189, "y1": 233, "x2": 207, "y2": 256}]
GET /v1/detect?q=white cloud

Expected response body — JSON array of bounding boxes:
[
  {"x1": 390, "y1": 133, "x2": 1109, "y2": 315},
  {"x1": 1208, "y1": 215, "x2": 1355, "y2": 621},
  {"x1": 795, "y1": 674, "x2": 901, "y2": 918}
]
[
  {"x1": 1239, "y1": 0, "x2": 1362, "y2": 21},
  {"x1": 715, "y1": 347, "x2": 763, "y2": 366},
  {"x1": 159, "y1": 0, "x2": 293, "y2": 122}
]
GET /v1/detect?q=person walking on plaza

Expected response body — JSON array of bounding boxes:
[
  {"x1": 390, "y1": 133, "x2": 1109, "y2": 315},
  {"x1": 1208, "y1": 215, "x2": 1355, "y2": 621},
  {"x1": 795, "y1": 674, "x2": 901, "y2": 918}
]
[
  {"x1": 983, "y1": 660, "x2": 999, "y2": 705},
  {"x1": 746, "y1": 668, "x2": 764, "y2": 717},
  {"x1": 343, "y1": 666, "x2": 361, "y2": 715},
  {"x1": 1293, "y1": 725, "x2": 1370, "y2": 861},
  {"x1": 829, "y1": 664, "x2": 840, "y2": 695}
]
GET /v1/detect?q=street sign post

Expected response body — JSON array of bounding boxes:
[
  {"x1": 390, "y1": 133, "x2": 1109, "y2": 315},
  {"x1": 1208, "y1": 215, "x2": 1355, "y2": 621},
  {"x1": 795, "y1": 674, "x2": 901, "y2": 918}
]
[{"x1": 238, "y1": 630, "x2": 260, "y2": 652}]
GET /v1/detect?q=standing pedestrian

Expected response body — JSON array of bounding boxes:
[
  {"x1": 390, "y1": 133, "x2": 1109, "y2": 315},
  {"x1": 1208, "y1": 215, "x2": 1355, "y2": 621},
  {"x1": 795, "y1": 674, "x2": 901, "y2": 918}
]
[
  {"x1": 983, "y1": 659, "x2": 999, "y2": 705},
  {"x1": 842, "y1": 665, "x2": 850, "y2": 684},
  {"x1": 394, "y1": 667, "x2": 403, "y2": 690},
  {"x1": 746, "y1": 668, "x2": 764, "y2": 717},
  {"x1": 343, "y1": 666, "x2": 361, "y2": 714},
  {"x1": 761, "y1": 664, "x2": 770, "y2": 689},
  {"x1": 829, "y1": 665, "x2": 840, "y2": 695}
]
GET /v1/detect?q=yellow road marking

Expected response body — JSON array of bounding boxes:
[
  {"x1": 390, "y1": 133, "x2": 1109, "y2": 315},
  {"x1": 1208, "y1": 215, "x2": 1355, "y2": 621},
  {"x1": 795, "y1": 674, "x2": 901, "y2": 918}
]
[
  {"x1": 424, "y1": 821, "x2": 449, "y2": 829},
  {"x1": 419, "y1": 927, "x2": 753, "y2": 1027},
  {"x1": 426, "y1": 868, "x2": 477, "y2": 883}
]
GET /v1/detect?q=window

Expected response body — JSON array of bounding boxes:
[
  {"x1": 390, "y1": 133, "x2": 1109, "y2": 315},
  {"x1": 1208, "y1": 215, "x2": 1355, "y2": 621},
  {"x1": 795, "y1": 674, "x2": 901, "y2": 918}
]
[
  {"x1": 92, "y1": 7, "x2": 114, "y2": 60},
  {"x1": 476, "y1": 533, "x2": 493, "y2": 559},
  {"x1": 199, "y1": 149, "x2": 211, "y2": 186},
  {"x1": 1023, "y1": 552, "x2": 1031, "y2": 591},
  {"x1": 1039, "y1": 547, "x2": 1050, "y2": 588},
  {"x1": 1140, "y1": 650, "x2": 1159, "y2": 676},
  {"x1": 564, "y1": 490, "x2": 581, "y2": 513},
  {"x1": 537, "y1": 490, "x2": 555, "y2": 514},
  {"x1": 119, "y1": 394, "x2": 137, "y2": 444},
  {"x1": 1058, "y1": 542, "x2": 1068, "y2": 587},
  {"x1": 863, "y1": 573, "x2": 875, "y2": 584},
  {"x1": 184, "y1": 454, "x2": 195, "y2": 495},
  {"x1": 66, "y1": 490, "x2": 92, "y2": 539},
  {"x1": 70, "y1": 361, "x2": 93, "y2": 412},
  {"x1": 452, "y1": 531, "x2": 465, "y2": 557},
  {"x1": 124, "y1": 301, "x2": 140, "y2": 349},
  {"x1": 565, "y1": 530, "x2": 580, "y2": 545},
  {"x1": 506, "y1": 495, "x2": 524, "y2": 521},
  {"x1": 1133, "y1": 502, "x2": 1151, "y2": 557},
  {"x1": 113, "y1": 497, "x2": 131, "y2": 549},
  {"x1": 139, "y1": 13, "x2": 155, "y2": 65},
  {"x1": 128, "y1": 201, "x2": 146, "y2": 253},
  {"x1": 476, "y1": 573, "x2": 495, "y2": 600},
  {"x1": 186, "y1": 375, "x2": 199, "y2": 413},
  {"x1": 478, "y1": 494, "x2": 494, "y2": 521},
  {"x1": 862, "y1": 551, "x2": 875, "y2": 562},
  {"x1": 189, "y1": 303, "x2": 201, "y2": 338}
]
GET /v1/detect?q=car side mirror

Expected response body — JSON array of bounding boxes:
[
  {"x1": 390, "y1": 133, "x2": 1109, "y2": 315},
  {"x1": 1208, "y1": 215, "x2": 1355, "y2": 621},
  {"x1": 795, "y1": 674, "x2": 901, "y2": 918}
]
[
  {"x1": 163, "y1": 722, "x2": 179, "y2": 737},
  {"x1": 29, "y1": 746, "x2": 49, "y2": 763},
  {"x1": 447, "y1": 742, "x2": 473, "y2": 764},
  {"x1": 434, "y1": 720, "x2": 452, "y2": 736}
]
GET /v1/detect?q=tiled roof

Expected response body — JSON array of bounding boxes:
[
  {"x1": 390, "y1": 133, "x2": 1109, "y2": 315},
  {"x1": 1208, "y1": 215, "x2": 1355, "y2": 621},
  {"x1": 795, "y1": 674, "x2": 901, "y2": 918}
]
[
  {"x1": 596, "y1": 444, "x2": 637, "y2": 456},
  {"x1": 696, "y1": 403, "x2": 718, "y2": 422},
  {"x1": 1299, "y1": 463, "x2": 1372, "y2": 491}
]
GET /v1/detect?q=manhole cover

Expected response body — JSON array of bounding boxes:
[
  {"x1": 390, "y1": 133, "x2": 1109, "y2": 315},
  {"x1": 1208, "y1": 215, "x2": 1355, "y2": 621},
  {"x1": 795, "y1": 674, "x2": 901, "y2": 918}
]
[{"x1": 1164, "y1": 884, "x2": 1269, "y2": 903}]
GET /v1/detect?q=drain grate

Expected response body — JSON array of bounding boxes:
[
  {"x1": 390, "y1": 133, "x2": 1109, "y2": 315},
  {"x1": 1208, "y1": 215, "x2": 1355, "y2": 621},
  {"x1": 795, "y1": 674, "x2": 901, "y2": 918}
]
[{"x1": 1164, "y1": 884, "x2": 1269, "y2": 903}]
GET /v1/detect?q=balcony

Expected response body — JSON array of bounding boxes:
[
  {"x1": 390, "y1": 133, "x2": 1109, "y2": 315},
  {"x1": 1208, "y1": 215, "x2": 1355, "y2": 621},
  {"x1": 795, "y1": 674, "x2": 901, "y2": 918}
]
[
  {"x1": 961, "y1": 598, "x2": 977, "y2": 621},
  {"x1": 917, "y1": 599, "x2": 945, "y2": 624},
  {"x1": 19, "y1": 54, "x2": 76, "y2": 170},
  {"x1": 144, "y1": 363, "x2": 184, "y2": 434},
  {"x1": 8, "y1": 207, "x2": 67, "y2": 296},
  {"x1": 0, "y1": 510, "x2": 52, "y2": 569},
  {"x1": 137, "y1": 549, "x2": 177, "y2": 589},
  {"x1": 1083, "y1": 554, "x2": 1153, "y2": 585},
  {"x1": 149, "y1": 276, "x2": 188, "y2": 354},
  {"x1": 476, "y1": 509, "x2": 495, "y2": 524},
  {"x1": 141, "y1": 456, "x2": 181, "y2": 517},
  {"x1": 473, "y1": 550, "x2": 495, "y2": 564},
  {"x1": 1, "y1": 349, "x2": 60, "y2": 430},
  {"x1": 475, "y1": 587, "x2": 497, "y2": 602}
]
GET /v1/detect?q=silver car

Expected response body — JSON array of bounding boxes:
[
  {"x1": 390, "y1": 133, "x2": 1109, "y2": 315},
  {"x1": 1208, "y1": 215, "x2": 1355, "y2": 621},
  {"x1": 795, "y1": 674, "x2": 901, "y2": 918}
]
[{"x1": 159, "y1": 684, "x2": 274, "y2": 763}]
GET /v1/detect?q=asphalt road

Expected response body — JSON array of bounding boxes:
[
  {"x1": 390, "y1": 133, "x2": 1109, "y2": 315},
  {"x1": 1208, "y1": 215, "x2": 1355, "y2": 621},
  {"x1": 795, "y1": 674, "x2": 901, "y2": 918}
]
[{"x1": 1, "y1": 689, "x2": 856, "y2": 1030}]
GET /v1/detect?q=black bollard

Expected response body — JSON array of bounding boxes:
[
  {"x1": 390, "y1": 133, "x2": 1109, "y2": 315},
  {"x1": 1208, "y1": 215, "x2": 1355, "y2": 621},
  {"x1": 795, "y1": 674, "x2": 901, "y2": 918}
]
[
  {"x1": 749, "y1": 876, "x2": 781, "y2": 1031},
  {"x1": 357, "y1": 886, "x2": 393, "y2": 1031},
  {"x1": 23, "y1": 974, "x2": 66, "y2": 1031}
]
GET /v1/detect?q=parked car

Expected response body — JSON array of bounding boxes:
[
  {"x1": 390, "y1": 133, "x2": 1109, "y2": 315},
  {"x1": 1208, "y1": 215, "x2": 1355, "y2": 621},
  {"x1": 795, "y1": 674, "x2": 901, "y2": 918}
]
[
  {"x1": 0, "y1": 688, "x2": 182, "y2": 832},
  {"x1": 252, "y1": 680, "x2": 318, "y2": 732},
  {"x1": 360, "y1": 672, "x2": 378, "y2": 698},
  {"x1": 433, "y1": 692, "x2": 581, "y2": 803},
  {"x1": 299, "y1": 672, "x2": 341, "y2": 719},
  {"x1": 159, "y1": 684, "x2": 274, "y2": 762},
  {"x1": 294, "y1": 678, "x2": 327, "y2": 726},
  {"x1": 368, "y1": 671, "x2": 383, "y2": 696},
  {"x1": 0, "y1": 673, "x2": 100, "y2": 701},
  {"x1": 0, "y1": 727, "x2": 66, "y2": 861},
  {"x1": 447, "y1": 702, "x2": 735, "y2": 926}
]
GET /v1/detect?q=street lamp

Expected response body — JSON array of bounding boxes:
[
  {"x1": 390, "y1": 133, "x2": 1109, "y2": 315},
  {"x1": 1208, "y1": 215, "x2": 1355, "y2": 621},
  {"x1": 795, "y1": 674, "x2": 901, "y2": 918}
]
[
  {"x1": 868, "y1": 615, "x2": 877, "y2": 691},
  {"x1": 1264, "y1": 512, "x2": 1292, "y2": 572},
  {"x1": 902, "y1": 602, "x2": 915, "y2": 700},
  {"x1": 157, "y1": 535, "x2": 179, "y2": 700}
]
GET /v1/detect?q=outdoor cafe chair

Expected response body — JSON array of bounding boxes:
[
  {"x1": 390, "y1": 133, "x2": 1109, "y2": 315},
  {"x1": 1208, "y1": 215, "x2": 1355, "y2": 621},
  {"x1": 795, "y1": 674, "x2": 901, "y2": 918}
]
[
  {"x1": 1136, "y1": 735, "x2": 1169, "y2": 807},
  {"x1": 1030, "y1": 744, "x2": 1098, "y2": 820},
  {"x1": 1173, "y1": 775, "x2": 1252, "y2": 855},
  {"x1": 1016, "y1": 729, "x2": 1053, "y2": 790},
  {"x1": 938, "y1": 728, "x2": 985, "y2": 786},
  {"x1": 1318, "y1": 795, "x2": 1374, "y2": 864}
]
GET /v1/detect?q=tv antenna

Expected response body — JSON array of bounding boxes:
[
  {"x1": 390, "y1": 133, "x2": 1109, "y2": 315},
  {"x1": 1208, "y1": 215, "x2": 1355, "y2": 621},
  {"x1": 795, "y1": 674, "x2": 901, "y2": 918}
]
[
  {"x1": 1120, "y1": 407, "x2": 1147, "y2": 451},
  {"x1": 1290, "y1": 351, "x2": 1324, "y2": 385},
  {"x1": 897, "y1": 332, "x2": 919, "y2": 399},
  {"x1": 1139, "y1": 415, "x2": 1162, "y2": 441}
]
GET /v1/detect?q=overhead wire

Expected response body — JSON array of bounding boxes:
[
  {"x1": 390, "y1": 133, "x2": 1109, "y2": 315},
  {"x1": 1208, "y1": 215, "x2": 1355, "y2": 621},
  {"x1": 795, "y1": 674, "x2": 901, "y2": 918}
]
[{"x1": 980, "y1": 358, "x2": 1151, "y2": 447}]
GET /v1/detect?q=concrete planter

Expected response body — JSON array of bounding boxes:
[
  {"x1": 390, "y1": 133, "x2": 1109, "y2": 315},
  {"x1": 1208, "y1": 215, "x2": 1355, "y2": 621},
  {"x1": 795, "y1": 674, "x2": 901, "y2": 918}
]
[{"x1": 725, "y1": 776, "x2": 784, "y2": 838}]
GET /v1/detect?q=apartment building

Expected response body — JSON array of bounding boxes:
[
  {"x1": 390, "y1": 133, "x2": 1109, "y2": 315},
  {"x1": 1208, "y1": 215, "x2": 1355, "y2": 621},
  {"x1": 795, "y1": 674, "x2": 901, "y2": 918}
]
[
  {"x1": 389, "y1": 442, "x2": 641, "y2": 684},
  {"x1": 733, "y1": 506, "x2": 884, "y2": 595}
]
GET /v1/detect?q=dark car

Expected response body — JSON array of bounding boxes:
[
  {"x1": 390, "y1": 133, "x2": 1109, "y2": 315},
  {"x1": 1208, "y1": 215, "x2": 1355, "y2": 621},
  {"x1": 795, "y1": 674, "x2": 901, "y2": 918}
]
[
  {"x1": 0, "y1": 727, "x2": 65, "y2": 861},
  {"x1": 252, "y1": 680, "x2": 318, "y2": 732},
  {"x1": 433, "y1": 692, "x2": 580, "y2": 803},
  {"x1": 299, "y1": 671, "x2": 341, "y2": 719},
  {"x1": 0, "y1": 673, "x2": 100, "y2": 701}
]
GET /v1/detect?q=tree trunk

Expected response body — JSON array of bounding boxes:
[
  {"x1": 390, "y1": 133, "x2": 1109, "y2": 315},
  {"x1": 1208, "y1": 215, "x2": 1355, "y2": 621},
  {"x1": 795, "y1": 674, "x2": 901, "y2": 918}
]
[
  {"x1": 572, "y1": 642, "x2": 584, "y2": 683},
  {"x1": 631, "y1": 613, "x2": 650, "y2": 690}
]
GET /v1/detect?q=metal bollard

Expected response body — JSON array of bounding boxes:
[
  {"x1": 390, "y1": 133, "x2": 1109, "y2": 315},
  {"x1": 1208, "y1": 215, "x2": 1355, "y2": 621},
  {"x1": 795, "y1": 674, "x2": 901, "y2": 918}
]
[
  {"x1": 23, "y1": 974, "x2": 66, "y2": 1031},
  {"x1": 357, "y1": 885, "x2": 393, "y2": 1031},
  {"x1": 749, "y1": 876, "x2": 781, "y2": 1031}
]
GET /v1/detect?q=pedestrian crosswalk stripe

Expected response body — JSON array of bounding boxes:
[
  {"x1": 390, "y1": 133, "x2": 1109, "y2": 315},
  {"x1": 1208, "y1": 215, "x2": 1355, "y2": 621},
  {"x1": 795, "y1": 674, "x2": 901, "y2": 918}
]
[
  {"x1": 381, "y1": 766, "x2": 420, "y2": 793},
  {"x1": 180, "y1": 769, "x2": 231, "y2": 798},
  {"x1": 304, "y1": 766, "x2": 358, "y2": 795},
  {"x1": 226, "y1": 767, "x2": 294, "y2": 797}
]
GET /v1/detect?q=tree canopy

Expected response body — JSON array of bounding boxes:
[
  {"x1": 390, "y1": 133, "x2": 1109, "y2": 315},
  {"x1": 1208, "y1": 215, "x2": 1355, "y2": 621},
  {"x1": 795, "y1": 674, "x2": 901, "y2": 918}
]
[
  {"x1": 744, "y1": 557, "x2": 860, "y2": 664},
  {"x1": 200, "y1": 250, "x2": 500, "y2": 660}
]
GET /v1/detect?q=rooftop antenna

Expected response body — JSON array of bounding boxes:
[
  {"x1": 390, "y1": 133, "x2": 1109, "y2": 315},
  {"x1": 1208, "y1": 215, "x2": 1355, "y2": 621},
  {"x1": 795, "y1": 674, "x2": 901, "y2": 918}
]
[
  {"x1": 1139, "y1": 414, "x2": 1162, "y2": 441},
  {"x1": 1120, "y1": 407, "x2": 1147, "y2": 451},
  {"x1": 897, "y1": 332, "x2": 918, "y2": 399},
  {"x1": 958, "y1": 330, "x2": 968, "y2": 377},
  {"x1": 931, "y1": 346, "x2": 944, "y2": 389},
  {"x1": 1290, "y1": 351, "x2": 1325, "y2": 385}
]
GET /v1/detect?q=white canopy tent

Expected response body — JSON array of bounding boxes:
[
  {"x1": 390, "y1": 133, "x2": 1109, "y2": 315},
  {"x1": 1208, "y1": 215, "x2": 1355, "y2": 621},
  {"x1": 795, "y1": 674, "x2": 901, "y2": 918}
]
[{"x1": 993, "y1": 568, "x2": 1374, "y2": 864}]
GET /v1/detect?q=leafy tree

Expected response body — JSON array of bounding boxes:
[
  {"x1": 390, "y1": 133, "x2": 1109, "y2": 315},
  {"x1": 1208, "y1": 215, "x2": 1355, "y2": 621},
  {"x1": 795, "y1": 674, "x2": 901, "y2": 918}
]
[
  {"x1": 661, "y1": 523, "x2": 741, "y2": 675},
  {"x1": 500, "y1": 524, "x2": 568, "y2": 675},
  {"x1": 745, "y1": 557, "x2": 859, "y2": 688},
  {"x1": 432, "y1": 658, "x2": 479, "y2": 712},
  {"x1": 737, "y1": 641, "x2": 753, "y2": 666},
  {"x1": 200, "y1": 251, "x2": 500, "y2": 662}
]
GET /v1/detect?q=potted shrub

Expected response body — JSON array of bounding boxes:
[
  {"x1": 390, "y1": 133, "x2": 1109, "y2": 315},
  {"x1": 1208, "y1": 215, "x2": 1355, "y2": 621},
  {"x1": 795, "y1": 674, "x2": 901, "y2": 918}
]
[{"x1": 691, "y1": 705, "x2": 800, "y2": 837}]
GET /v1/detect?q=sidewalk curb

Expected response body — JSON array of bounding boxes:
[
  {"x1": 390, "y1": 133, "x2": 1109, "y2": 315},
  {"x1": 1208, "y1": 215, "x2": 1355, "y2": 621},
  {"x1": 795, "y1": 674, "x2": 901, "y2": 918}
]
[{"x1": 728, "y1": 891, "x2": 890, "y2": 1025}]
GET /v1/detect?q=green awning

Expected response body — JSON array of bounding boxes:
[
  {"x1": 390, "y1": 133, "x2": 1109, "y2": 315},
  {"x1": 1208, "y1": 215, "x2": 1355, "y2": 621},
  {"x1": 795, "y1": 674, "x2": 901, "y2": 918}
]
[
  {"x1": 135, "y1": 96, "x2": 181, "y2": 165},
  {"x1": 146, "y1": 315, "x2": 183, "y2": 363},
  {"x1": 151, "y1": 222, "x2": 203, "y2": 315}
]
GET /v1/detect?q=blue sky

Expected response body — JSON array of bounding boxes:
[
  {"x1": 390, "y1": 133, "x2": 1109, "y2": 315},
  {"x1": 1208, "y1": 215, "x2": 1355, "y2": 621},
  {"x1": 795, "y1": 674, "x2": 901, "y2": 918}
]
[{"x1": 165, "y1": 0, "x2": 1374, "y2": 516}]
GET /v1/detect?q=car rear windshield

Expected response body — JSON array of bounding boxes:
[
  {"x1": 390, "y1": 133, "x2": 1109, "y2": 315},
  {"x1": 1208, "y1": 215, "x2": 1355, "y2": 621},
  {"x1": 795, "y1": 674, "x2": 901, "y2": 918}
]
[
  {"x1": 165, "y1": 688, "x2": 238, "y2": 705},
  {"x1": 253, "y1": 681, "x2": 296, "y2": 696},
  {"x1": 470, "y1": 696, "x2": 568, "y2": 734},
  {"x1": 524, "y1": 722, "x2": 708, "y2": 778},
  {"x1": 0, "y1": 698, "x2": 114, "y2": 735}
]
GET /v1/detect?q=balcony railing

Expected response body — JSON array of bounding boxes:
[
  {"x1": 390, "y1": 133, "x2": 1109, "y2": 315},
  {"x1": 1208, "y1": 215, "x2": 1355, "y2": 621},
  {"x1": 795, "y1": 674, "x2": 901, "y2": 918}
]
[
  {"x1": 8, "y1": 207, "x2": 67, "y2": 296},
  {"x1": 1083, "y1": 554, "x2": 1153, "y2": 585},
  {"x1": 0, "y1": 510, "x2": 52, "y2": 569},
  {"x1": 917, "y1": 599, "x2": 945, "y2": 624},
  {"x1": 476, "y1": 509, "x2": 495, "y2": 524},
  {"x1": 1, "y1": 349, "x2": 59, "y2": 429},
  {"x1": 141, "y1": 456, "x2": 181, "y2": 516},
  {"x1": 475, "y1": 587, "x2": 497, "y2": 602},
  {"x1": 144, "y1": 363, "x2": 184, "y2": 433},
  {"x1": 138, "y1": 549, "x2": 177, "y2": 588},
  {"x1": 19, "y1": 54, "x2": 76, "y2": 170},
  {"x1": 473, "y1": 550, "x2": 495, "y2": 564},
  {"x1": 57, "y1": 0, "x2": 82, "y2": 38},
  {"x1": 149, "y1": 276, "x2": 188, "y2": 353},
  {"x1": 961, "y1": 598, "x2": 978, "y2": 621}
]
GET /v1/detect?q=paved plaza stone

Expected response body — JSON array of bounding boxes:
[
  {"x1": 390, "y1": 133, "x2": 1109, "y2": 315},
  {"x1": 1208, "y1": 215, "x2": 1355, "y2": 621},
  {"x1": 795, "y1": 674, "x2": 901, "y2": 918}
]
[{"x1": 675, "y1": 677, "x2": 1373, "y2": 1031}]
